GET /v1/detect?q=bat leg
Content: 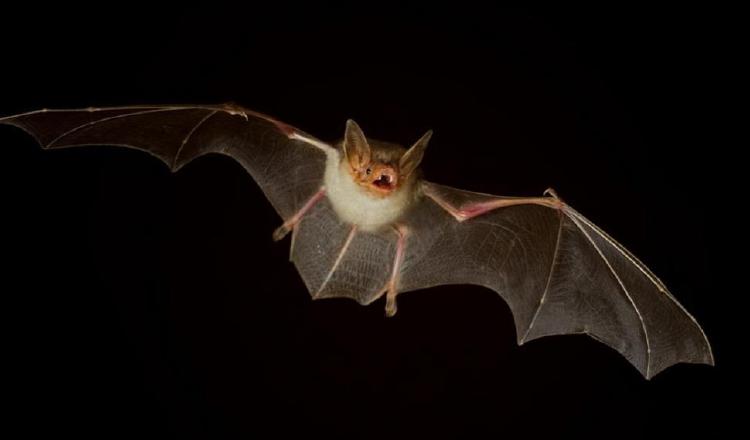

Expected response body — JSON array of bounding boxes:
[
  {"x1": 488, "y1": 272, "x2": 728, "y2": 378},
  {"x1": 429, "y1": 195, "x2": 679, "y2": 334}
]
[
  {"x1": 380, "y1": 224, "x2": 408, "y2": 317},
  {"x1": 272, "y1": 187, "x2": 326, "y2": 241},
  {"x1": 425, "y1": 185, "x2": 565, "y2": 222}
]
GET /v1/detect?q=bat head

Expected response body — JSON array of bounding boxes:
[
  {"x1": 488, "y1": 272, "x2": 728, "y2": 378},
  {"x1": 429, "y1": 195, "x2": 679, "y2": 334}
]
[{"x1": 343, "y1": 119, "x2": 433, "y2": 197}]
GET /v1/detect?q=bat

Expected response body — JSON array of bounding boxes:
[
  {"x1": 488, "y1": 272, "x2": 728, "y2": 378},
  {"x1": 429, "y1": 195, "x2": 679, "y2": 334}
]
[{"x1": 0, "y1": 103, "x2": 713, "y2": 379}]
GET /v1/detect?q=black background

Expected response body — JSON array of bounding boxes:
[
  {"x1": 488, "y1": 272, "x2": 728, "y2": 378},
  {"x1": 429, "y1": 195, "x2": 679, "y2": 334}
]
[{"x1": 1, "y1": 3, "x2": 737, "y2": 438}]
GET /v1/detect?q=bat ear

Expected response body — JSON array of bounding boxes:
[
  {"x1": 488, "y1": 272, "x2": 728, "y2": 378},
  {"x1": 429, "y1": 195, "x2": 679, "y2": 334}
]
[
  {"x1": 400, "y1": 129, "x2": 433, "y2": 177},
  {"x1": 344, "y1": 119, "x2": 371, "y2": 169}
]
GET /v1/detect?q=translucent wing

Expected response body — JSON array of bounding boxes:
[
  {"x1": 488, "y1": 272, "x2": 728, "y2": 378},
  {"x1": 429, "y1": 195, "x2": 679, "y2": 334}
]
[
  {"x1": 0, "y1": 105, "x2": 329, "y2": 219},
  {"x1": 0, "y1": 105, "x2": 392, "y2": 306},
  {"x1": 396, "y1": 182, "x2": 713, "y2": 379}
]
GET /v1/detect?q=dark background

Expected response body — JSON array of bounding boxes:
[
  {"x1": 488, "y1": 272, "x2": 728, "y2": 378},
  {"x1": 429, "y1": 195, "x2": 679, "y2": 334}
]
[{"x1": 1, "y1": 3, "x2": 737, "y2": 438}]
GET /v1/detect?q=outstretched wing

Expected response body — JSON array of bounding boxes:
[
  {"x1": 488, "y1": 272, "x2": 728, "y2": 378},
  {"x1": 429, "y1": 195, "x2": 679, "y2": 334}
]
[
  {"x1": 0, "y1": 105, "x2": 331, "y2": 220},
  {"x1": 0, "y1": 105, "x2": 400, "y2": 307},
  {"x1": 0, "y1": 105, "x2": 395, "y2": 307},
  {"x1": 397, "y1": 182, "x2": 713, "y2": 379}
]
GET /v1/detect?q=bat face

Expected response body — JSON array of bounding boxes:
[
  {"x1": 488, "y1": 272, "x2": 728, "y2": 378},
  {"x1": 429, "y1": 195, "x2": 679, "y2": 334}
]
[
  {"x1": 347, "y1": 147, "x2": 402, "y2": 197},
  {"x1": 368, "y1": 164, "x2": 398, "y2": 191},
  {"x1": 339, "y1": 119, "x2": 433, "y2": 199},
  {"x1": 323, "y1": 120, "x2": 433, "y2": 232},
  {"x1": 341, "y1": 119, "x2": 404, "y2": 198}
]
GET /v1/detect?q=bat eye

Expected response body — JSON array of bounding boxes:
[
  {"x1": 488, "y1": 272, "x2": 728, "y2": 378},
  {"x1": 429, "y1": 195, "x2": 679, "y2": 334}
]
[{"x1": 365, "y1": 168, "x2": 372, "y2": 175}]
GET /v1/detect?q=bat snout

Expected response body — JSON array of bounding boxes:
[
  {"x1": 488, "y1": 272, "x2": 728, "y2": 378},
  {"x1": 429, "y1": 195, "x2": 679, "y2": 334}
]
[{"x1": 370, "y1": 166, "x2": 398, "y2": 191}]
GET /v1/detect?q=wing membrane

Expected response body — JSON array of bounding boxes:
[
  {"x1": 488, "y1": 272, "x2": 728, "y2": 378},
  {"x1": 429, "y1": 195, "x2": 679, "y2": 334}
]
[
  {"x1": 399, "y1": 182, "x2": 713, "y2": 378},
  {"x1": 1, "y1": 105, "x2": 329, "y2": 219}
]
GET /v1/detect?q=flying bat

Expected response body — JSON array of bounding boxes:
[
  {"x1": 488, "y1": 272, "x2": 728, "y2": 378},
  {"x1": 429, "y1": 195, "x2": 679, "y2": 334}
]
[{"x1": 0, "y1": 104, "x2": 713, "y2": 379}]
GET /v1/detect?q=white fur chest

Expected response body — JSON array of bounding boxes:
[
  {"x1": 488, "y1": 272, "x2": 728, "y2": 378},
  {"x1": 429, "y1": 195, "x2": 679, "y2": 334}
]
[{"x1": 323, "y1": 150, "x2": 413, "y2": 231}]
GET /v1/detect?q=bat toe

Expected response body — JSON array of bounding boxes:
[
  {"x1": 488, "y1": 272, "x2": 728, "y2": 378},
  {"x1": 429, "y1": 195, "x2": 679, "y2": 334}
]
[{"x1": 272, "y1": 224, "x2": 291, "y2": 241}]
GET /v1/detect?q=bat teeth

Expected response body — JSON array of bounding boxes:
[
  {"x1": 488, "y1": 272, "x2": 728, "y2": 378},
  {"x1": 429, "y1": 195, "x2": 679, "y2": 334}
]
[
  {"x1": 374, "y1": 175, "x2": 391, "y2": 186},
  {"x1": 372, "y1": 169, "x2": 397, "y2": 190}
]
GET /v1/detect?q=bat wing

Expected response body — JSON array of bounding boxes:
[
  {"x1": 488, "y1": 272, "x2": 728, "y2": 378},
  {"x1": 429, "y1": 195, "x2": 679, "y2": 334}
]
[
  {"x1": 396, "y1": 182, "x2": 713, "y2": 379},
  {"x1": 0, "y1": 105, "x2": 394, "y2": 308},
  {"x1": 0, "y1": 105, "x2": 331, "y2": 220},
  {"x1": 289, "y1": 197, "x2": 398, "y2": 305}
]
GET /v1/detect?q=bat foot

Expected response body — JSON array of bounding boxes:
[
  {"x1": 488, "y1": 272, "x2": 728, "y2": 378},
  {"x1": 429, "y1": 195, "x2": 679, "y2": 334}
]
[
  {"x1": 385, "y1": 292, "x2": 398, "y2": 317},
  {"x1": 272, "y1": 224, "x2": 291, "y2": 241},
  {"x1": 382, "y1": 224, "x2": 407, "y2": 317},
  {"x1": 273, "y1": 188, "x2": 327, "y2": 242}
]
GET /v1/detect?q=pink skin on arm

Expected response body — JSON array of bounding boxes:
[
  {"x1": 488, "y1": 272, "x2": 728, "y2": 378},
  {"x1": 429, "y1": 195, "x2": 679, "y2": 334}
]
[
  {"x1": 384, "y1": 224, "x2": 408, "y2": 317},
  {"x1": 424, "y1": 184, "x2": 564, "y2": 222}
]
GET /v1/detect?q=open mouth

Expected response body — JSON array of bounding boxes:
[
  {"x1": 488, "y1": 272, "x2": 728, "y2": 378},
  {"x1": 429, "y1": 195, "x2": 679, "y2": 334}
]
[{"x1": 373, "y1": 173, "x2": 393, "y2": 189}]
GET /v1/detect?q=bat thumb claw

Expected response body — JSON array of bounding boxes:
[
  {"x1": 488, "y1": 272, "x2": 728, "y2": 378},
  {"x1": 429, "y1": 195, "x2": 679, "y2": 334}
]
[
  {"x1": 544, "y1": 188, "x2": 566, "y2": 208},
  {"x1": 544, "y1": 187, "x2": 560, "y2": 199}
]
